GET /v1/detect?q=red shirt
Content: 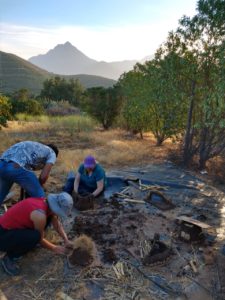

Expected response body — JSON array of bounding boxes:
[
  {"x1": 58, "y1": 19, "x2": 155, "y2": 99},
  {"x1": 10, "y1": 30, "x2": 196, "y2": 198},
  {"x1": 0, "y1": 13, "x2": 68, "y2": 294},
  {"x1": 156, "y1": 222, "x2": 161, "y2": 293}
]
[{"x1": 0, "y1": 197, "x2": 49, "y2": 230}]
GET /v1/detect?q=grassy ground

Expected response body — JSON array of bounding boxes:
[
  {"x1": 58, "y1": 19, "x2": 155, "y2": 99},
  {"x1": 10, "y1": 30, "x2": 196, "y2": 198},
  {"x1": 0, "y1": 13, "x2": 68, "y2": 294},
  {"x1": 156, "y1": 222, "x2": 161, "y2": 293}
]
[
  {"x1": 0, "y1": 116, "x2": 177, "y2": 178},
  {"x1": 1, "y1": 115, "x2": 225, "y2": 187}
]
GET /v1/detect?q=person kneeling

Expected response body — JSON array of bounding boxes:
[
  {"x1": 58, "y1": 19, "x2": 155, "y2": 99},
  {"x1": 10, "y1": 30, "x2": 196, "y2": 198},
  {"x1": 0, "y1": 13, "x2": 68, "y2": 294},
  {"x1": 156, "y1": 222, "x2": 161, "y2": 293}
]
[
  {"x1": 0, "y1": 192, "x2": 73, "y2": 276},
  {"x1": 63, "y1": 155, "x2": 106, "y2": 210}
]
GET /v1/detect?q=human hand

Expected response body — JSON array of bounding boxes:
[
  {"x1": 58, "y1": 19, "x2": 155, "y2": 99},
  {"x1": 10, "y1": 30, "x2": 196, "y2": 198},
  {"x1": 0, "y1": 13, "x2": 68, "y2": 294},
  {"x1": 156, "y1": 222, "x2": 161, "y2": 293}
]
[
  {"x1": 64, "y1": 240, "x2": 74, "y2": 249},
  {"x1": 53, "y1": 245, "x2": 67, "y2": 255}
]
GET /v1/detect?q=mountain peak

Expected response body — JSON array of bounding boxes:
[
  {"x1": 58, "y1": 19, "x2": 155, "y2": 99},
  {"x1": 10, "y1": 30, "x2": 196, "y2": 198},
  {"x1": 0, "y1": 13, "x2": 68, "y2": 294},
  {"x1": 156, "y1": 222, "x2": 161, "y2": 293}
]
[
  {"x1": 28, "y1": 42, "x2": 148, "y2": 79},
  {"x1": 54, "y1": 41, "x2": 75, "y2": 50},
  {"x1": 64, "y1": 41, "x2": 72, "y2": 46}
]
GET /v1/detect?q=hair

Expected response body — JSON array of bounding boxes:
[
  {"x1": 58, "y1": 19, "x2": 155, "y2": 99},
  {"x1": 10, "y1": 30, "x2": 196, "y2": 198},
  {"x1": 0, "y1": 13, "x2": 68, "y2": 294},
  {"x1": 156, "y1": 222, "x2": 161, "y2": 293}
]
[{"x1": 47, "y1": 144, "x2": 59, "y2": 157}]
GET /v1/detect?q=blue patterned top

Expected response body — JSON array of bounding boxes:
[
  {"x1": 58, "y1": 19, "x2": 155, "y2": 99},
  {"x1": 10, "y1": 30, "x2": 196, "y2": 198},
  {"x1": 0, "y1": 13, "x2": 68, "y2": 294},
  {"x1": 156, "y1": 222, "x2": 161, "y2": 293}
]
[{"x1": 1, "y1": 141, "x2": 56, "y2": 170}]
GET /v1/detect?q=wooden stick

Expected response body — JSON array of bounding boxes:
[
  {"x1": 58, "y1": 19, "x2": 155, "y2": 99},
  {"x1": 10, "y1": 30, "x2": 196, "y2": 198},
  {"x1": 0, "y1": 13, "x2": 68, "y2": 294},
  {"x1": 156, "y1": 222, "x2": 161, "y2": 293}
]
[
  {"x1": 189, "y1": 260, "x2": 198, "y2": 273},
  {"x1": 120, "y1": 186, "x2": 130, "y2": 194},
  {"x1": 139, "y1": 183, "x2": 168, "y2": 191},
  {"x1": 114, "y1": 192, "x2": 127, "y2": 198},
  {"x1": 123, "y1": 198, "x2": 145, "y2": 204}
]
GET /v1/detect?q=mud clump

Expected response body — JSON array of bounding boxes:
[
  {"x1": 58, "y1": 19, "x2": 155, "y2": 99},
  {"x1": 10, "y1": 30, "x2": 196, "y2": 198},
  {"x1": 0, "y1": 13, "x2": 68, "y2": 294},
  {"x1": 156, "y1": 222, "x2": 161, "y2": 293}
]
[
  {"x1": 68, "y1": 234, "x2": 96, "y2": 266},
  {"x1": 102, "y1": 248, "x2": 118, "y2": 264},
  {"x1": 72, "y1": 192, "x2": 95, "y2": 211},
  {"x1": 142, "y1": 237, "x2": 172, "y2": 266}
]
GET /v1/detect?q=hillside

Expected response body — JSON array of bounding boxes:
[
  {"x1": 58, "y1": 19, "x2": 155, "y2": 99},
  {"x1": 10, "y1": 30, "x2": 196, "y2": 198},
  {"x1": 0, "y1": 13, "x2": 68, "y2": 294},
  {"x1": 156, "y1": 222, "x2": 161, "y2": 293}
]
[
  {"x1": 29, "y1": 42, "x2": 137, "y2": 79},
  {"x1": 0, "y1": 51, "x2": 50, "y2": 94},
  {"x1": 0, "y1": 51, "x2": 116, "y2": 94}
]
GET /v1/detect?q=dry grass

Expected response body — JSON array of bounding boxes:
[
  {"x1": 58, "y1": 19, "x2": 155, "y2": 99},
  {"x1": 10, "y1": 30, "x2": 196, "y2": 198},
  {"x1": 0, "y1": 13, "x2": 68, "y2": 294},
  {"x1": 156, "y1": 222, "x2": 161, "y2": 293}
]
[
  {"x1": 0, "y1": 121, "x2": 178, "y2": 198},
  {"x1": 72, "y1": 234, "x2": 95, "y2": 252},
  {"x1": 0, "y1": 121, "x2": 177, "y2": 177}
]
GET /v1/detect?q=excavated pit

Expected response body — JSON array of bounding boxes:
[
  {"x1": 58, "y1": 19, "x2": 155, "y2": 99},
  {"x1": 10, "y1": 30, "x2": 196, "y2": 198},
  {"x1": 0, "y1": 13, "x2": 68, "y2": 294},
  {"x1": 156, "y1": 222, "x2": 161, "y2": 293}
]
[
  {"x1": 68, "y1": 248, "x2": 94, "y2": 266},
  {"x1": 142, "y1": 240, "x2": 172, "y2": 266},
  {"x1": 71, "y1": 201, "x2": 174, "y2": 267}
]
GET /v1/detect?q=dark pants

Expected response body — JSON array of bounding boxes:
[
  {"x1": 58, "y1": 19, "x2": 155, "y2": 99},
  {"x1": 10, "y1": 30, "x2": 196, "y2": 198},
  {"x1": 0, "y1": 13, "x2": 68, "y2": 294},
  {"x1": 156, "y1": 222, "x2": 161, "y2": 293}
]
[
  {"x1": 0, "y1": 226, "x2": 41, "y2": 259},
  {"x1": 63, "y1": 175, "x2": 95, "y2": 195}
]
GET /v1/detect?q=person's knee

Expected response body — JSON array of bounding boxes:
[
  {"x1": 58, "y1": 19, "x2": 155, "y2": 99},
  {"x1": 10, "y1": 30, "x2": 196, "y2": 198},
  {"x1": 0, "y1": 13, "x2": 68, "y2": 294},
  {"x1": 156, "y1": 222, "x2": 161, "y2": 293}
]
[{"x1": 63, "y1": 177, "x2": 75, "y2": 194}]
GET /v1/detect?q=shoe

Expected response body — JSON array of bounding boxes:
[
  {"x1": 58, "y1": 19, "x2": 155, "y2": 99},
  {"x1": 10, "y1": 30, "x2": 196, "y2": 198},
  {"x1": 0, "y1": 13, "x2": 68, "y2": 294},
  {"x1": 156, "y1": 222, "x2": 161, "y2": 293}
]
[{"x1": 1, "y1": 255, "x2": 20, "y2": 276}]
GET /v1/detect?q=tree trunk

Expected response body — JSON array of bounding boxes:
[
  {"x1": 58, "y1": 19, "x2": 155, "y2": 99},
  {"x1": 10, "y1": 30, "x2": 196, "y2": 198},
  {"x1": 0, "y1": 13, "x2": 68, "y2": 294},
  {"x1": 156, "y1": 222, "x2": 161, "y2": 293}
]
[
  {"x1": 183, "y1": 80, "x2": 196, "y2": 166},
  {"x1": 198, "y1": 127, "x2": 208, "y2": 170},
  {"x1": 156, "y1": 135, "x2": 164, "y2": 146}
]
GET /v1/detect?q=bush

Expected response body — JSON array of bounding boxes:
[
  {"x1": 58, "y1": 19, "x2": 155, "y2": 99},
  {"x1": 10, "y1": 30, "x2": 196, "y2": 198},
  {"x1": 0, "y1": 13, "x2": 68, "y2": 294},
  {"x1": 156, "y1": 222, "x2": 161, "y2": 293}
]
[
  {"x1": 0, "y1": 95, "x2": 12, "y2": 128},
  {"x1": 45, "y1": 100, "x2": 80, "y2": 116},
  {"x1": 82, "y1": 86, "x2": 122, "y2": 130}
]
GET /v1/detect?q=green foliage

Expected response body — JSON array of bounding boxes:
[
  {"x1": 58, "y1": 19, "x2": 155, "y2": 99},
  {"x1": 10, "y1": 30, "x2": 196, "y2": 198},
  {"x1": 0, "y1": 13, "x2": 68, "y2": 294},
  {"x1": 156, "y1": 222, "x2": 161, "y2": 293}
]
[
  {"x1": 15, "y1": 114, "x2": 96, "y2": 135},
  {"x1": 174, "y1": 0, "x2": 225, "y2": 168},
  {"x1": 9, "y1": 89, "x2": 44, "y2": 116},
  {"x1": 40, "y1": 76, "x2": 85, "y2": 106},
  {"x1": 118, "y1": 70, "x2": 150, "y2": 137},
  {"x1": 0, "y1": 95, "x2": 12, "y2": 128},
  {"x1": 118, "y1": 0, "x2": 225, "y2": 163},
  {"x1": 15, "y1": 113, "x2": 49, "y2": 123},
  {"x1": 82, "y1": 86, "x2": 122, "y2": 130},
  {"x1": 118, "y1": 54, "x2": 188, "y2": 144},
  {"x1": 50, "y1": 115, "x2": 96, "y2": 135}
]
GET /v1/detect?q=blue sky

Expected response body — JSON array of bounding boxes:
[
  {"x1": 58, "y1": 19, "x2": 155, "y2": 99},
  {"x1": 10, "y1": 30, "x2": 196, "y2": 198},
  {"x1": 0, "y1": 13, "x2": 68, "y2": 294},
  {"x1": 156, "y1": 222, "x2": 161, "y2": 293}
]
[{"x1": 0, "y1": 0, "x2": 198, "y2": 61}]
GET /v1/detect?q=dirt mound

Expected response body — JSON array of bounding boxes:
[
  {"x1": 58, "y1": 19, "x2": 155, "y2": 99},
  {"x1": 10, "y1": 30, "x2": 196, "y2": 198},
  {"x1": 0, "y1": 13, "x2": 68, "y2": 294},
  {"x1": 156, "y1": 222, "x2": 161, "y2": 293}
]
[{"x1": 68, "y1": 234, "x2": 96, "y2": 266}]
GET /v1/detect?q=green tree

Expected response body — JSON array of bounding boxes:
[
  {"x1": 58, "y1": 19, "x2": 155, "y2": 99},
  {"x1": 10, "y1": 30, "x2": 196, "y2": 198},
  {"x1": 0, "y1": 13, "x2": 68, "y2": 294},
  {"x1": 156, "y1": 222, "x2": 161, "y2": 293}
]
[
  {"x1": 40, "y1": 76, "x2": 84, "y2": 106},
  {"x1": 0, "y1": 95, "x2": 12, "y2": 128},
  {"x1": 118, "y1": 53, "x2": 188, "y2": 144},
  {"x1": 10, "y1": 89, "x2": 44, "y2": 115},
  {"x1": 82, "y1": 86, "x2": 122, "y2": 130},
  {"x1": 175, "y1": 0, "x2": 225, "y2": 168},
  {"x1": 139, "y1": 53, "x2": 189, "y2": 145},
  {"x1": 118, "y1": 70, "x2": 150, "y2": 138}
]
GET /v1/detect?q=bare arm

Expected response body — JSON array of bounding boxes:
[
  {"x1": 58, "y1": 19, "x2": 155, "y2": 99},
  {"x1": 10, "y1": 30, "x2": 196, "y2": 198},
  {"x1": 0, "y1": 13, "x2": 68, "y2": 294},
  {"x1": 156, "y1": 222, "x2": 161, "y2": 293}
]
[
  {"x1": 39, "y1": 163, "x2": 53, "y2": 185},
  {"x1": 92, "y1": 179, "x2": 104, "y2": 197},
  {"x1": 51, "y1": 215, "x2": 71, "y2": 247},
  {"x1": 30, "y1": 210, "x2": 66, "y2": 254},
  {"x1": 74, "y1": 172, "x2": 81, "y2": 193}
]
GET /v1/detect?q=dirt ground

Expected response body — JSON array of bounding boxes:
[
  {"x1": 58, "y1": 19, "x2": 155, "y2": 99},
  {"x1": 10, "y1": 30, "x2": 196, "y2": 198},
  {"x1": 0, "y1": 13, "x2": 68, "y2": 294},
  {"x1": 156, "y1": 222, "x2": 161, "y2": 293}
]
[{"x1": 0, "y1": 123, "x2": 225, "y2": 300}]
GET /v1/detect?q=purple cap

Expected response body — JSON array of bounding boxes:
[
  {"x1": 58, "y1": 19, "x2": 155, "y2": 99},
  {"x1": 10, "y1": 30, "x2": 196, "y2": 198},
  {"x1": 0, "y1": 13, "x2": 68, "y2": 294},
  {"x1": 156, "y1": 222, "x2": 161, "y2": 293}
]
[{"x1": 84, "y1": 155, "x2": 96, "y2": 168}]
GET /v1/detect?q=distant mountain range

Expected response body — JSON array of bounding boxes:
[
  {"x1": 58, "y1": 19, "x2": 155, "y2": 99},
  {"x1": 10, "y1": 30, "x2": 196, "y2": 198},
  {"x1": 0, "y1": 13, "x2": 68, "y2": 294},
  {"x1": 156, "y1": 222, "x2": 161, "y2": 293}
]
[
  {"x1": 29, "y1": 42, "x2": 153, "y2": 80},
  {"x1": 0, "y1": 51, "x2": 116, "y2": 95}
]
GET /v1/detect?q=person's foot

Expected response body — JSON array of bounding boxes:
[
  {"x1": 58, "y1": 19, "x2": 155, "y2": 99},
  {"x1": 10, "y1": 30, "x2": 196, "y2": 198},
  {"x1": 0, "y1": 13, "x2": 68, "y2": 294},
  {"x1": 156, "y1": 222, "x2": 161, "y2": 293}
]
[{"x1": 1, "y1": 255, "x2": 20, "y2": 276}]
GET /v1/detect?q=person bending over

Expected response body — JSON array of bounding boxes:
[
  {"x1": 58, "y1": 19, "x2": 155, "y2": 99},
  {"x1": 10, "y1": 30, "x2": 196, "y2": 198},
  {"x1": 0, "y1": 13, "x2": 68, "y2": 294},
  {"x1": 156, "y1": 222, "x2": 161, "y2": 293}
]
[
  {"x1": 0, "y1": 141, "x2": 59, "y2": 205},
  {"x1": 0, "y1": 192, "x2": 73, "y2": 276}
]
